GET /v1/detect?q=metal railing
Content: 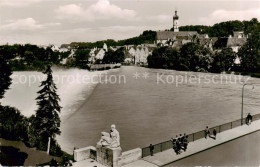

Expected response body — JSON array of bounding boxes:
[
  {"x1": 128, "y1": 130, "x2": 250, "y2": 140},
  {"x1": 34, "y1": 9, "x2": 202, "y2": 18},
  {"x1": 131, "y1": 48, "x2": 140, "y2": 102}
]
[{"x1": 142, "y1": 113, "x2": 260, "y2": 158}]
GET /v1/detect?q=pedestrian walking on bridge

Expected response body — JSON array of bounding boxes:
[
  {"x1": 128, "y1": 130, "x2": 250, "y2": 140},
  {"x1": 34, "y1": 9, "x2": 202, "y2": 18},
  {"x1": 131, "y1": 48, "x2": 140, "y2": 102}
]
[
  {"x1": 149, "y1": 144, "x2": 154, "y2": 156},
  {"x1": 213, "y1": 128, "x2": 217, "y2": 140},
  {"x1": 205, "y1": 126, "x2": 210, "y2": 139}
]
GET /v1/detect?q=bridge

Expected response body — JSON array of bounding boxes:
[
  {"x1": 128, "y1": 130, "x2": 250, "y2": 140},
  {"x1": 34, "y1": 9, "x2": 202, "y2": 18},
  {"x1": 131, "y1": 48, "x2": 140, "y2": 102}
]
[{"x1": 73, "y1": 116, "x2": 260, "y2": 167}]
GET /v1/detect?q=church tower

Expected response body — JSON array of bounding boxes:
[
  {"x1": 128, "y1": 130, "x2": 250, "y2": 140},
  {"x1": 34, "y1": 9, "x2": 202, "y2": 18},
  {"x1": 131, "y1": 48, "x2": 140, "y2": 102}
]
[{"x1": 173, "y1": 10, "x2": 179, "y2": 32}]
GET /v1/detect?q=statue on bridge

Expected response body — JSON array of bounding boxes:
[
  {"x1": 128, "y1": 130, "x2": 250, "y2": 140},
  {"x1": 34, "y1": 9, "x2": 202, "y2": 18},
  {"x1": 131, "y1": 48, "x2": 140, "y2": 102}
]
[{"x1": 97, "y1": 124, "x2": 120, "y2": 148}]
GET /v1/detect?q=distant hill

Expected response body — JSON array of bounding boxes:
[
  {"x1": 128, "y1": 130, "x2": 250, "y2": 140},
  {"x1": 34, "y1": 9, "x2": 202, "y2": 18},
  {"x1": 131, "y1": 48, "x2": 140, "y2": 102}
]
[{"x1": 62, "y1": 30, "x2": 157, "y2": 49}]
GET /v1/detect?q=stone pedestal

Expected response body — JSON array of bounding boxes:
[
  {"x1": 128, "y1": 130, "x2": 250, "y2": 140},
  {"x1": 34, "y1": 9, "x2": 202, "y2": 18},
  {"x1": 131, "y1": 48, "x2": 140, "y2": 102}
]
[
  {"x1": 74, "y1": 146, "x2": 96, "y2": 162},
  {"x1": 96, "y1": 143, "x2": 122, "y2": 167}
]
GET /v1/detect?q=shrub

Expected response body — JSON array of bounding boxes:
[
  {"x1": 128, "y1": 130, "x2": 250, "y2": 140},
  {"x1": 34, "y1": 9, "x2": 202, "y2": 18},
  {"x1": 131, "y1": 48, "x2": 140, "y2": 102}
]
[{"x1": 0, "y1": 105, "x2": 28, "y2": 141}]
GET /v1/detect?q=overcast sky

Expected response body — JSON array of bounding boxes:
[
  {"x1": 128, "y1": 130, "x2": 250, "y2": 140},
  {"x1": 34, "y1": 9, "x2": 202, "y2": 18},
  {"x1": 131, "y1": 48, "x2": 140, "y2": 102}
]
[{"x1": 0, "y1": 0, "x2": 259, "y2": 45}]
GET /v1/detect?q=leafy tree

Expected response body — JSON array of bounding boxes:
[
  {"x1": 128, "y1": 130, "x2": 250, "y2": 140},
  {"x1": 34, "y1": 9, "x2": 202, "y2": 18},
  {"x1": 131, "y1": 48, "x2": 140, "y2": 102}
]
[
  {"x1": 0, "y1": 55, "x2": 12, "y2": 99},
  {"x1": 24, "y1": 51, "x2": 35, "y2": 66},
  {"x1": 147, "y1": 47, "x2": 167, "y2": 69},
  {"x1": 177, "y1": 19, "x2": 259, "y2": 37},
  {"x1": 74, "y1": 49, "x2": 90, "y2": 68},
  {"x1": 238, "y1": 31, "x2": 260, "y2": 72},
  {"x1": 34, "y1": 65, "x2": 62, "y2": 153},
  {"x1": 147, "y1": 47, "x2": 179, "y2": 69},
  {"x1": 113, "y1": 48, "x2": 125, "y2": 63},
  {"x1": 180, "y1": 43, "x2": 212, "y2": 72},
  {"x1": 211, "y1": 48, "x2": 236, "y2": 73},
  {"x1": 103, "y1": 48, "x2": 125, "y2": 64},
  {"x1": 148, "y1": 43, "x2": 213, "y2": 72},
  {"x1": 0, "y1": 106, "x2": 28, "y2": 141},
  {"x1": 103, "y1": 49, "x2": 114, "y2": 64}
]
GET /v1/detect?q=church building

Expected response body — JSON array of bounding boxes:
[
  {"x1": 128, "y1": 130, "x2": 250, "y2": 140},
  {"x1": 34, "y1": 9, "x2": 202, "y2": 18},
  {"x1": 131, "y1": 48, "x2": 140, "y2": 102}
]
[{"x1": 156, "y1": 10, "x2": 198, "y2": 47}]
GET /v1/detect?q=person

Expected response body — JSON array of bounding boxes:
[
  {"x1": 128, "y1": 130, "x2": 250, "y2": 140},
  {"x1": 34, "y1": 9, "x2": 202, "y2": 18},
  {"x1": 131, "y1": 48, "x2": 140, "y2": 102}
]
[
  {"x1": 149, "y1": 144, "x2": 154, "y2": 156},
  {"x1": 248, "y1": 113, "x2": 253, "y2": 125},
  {"x1": 182, "y1": 135, "x2": 189, "y2": 151},
  {"x1": 176, "y1": 140, "x2": 181, "y2": 154},
  {"x1": 171, "y1": 137, "x2": 177, "y2": 154},
  {"x1": 175, "y1": 135, "x2": 178, "y2": 141},
  {"x1": 171, "y1": 137, "x2": 176, "y2": 145},
  {"x1": 246, "y1": 113, "x2": 250, "y2": 125},
  {"x1": 178, "y1": 134, "x2": 182, "y2": 143},
  {"x1": 181, "y1": 133, "x2": 185, "y2": 144},
  {"x1": 213, "y1": 128, "x2": 217, "y2": 140},
  {"x1": 205, "y1": 126, "x2": 210, "y2": 139}
]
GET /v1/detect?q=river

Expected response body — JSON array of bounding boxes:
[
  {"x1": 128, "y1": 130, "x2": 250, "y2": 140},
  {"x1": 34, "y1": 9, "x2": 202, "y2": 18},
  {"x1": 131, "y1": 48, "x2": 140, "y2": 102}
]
[{"x1": 2, "y1": 66, "x2": 260, "y2": 154}]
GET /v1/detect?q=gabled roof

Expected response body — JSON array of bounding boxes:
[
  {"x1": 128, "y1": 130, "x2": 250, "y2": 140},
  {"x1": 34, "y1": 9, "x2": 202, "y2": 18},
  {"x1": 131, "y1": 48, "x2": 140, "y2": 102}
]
[
  {"x1": 156, "y1": 31, "x2": 198, "y2": 40},
  {"x1": 214, "y1": 37, "x2": 247, "y2": 49},
  {"x1": 233, "y1": 31, "x2": 244, "y2": 38},
  {"x1": 197, "y1": 37, "x2": 218, "y2": 46},
  {"x1": 227, "y1": 37, "x2": 247, "y2": 47}
]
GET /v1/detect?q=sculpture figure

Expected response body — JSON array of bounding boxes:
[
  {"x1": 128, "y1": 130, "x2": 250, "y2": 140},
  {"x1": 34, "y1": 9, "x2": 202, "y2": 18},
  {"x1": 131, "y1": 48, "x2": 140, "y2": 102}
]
[{"x1": 98, "y1": 124, "x2": 120, "y2": 148}]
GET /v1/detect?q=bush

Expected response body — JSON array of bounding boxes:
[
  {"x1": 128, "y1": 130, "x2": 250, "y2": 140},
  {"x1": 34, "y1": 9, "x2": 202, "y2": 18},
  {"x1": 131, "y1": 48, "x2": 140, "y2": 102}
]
[
  {"x1": 50, "y1": 140, "x2": 62, "y2": 157},
  {"x1": 0, "y1": 105, "x2": 28, "y2": 141}
]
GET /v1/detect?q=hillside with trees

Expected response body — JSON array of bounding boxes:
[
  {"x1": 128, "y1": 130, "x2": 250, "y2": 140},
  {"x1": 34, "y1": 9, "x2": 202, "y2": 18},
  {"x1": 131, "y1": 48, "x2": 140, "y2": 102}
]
[
  {"x1": 63, "y1": 30, "x2": 157, "y2": 49},
  {"x1": 175, "y1": 18, "x2": 260, "y2": 37}
]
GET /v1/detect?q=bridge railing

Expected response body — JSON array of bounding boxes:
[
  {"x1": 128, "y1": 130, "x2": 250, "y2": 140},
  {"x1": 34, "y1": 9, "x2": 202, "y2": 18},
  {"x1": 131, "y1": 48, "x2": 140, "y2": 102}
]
[{"x1": 142, "y1": 113, "x2": 260, "y2": 158}]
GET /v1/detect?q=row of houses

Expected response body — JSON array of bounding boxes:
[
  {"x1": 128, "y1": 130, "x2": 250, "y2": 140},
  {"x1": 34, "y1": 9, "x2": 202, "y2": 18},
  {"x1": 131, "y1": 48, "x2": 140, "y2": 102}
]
[
  {"x1": 87, "y1": 43, "x2": 155, "y2": 65},
  {"x1": 156, "y1": 30, "x2": 247, "y2": 54},
  {"x1": 60, "y1": 10, "x2": 248, "y2": 66}
]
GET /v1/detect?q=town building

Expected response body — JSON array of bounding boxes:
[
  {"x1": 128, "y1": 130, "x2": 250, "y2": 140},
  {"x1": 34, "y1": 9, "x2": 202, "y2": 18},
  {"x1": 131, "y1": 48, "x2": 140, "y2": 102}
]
[
  {"x1": 124, "y1": 45, "x2": 155, "y2": 65},
  {"x1": 156, "y1": 10, "x2": 199, "y2": 47},
  {"x1": 88, "y1": 43, "x2": 108, "y2": 63}
]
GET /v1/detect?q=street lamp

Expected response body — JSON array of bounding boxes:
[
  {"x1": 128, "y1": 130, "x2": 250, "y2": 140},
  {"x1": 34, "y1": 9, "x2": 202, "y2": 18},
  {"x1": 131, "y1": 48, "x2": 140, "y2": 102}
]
[{"x1": 241, "y1": 83, "x2": 256, "y2": 125}]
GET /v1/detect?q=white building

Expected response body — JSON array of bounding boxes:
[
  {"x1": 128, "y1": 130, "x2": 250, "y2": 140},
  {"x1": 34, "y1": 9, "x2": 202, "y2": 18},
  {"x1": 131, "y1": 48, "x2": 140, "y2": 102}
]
[
  {"x1": 125, "y1": 45, "x2": 152, "y2": 64},
  {"x1": 88, "y1": 43, "x2": 108, "y2": 63}
]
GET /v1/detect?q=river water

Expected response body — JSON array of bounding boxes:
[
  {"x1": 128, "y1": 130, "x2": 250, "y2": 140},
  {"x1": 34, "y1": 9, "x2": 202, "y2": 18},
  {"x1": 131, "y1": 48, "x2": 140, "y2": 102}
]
[{"x1": 2, "y1": 66, "x2": 260, "y2": 154}]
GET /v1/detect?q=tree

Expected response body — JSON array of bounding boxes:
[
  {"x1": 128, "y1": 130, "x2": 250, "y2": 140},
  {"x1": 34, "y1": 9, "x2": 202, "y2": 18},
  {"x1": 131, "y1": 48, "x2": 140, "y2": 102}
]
[
  {"x1": 180, "y1": 43, "x2": 213, "y2": 72},
  {"x1": 211, "y1": 48, "x2": 236, "y2": 73},
  {"x1": 34, "y1": 65, "x2": 61, "y2": 154},
  {"x1": 0, "y1": 55, "x2": 12, "y2": 99},
  {"x1": 102, "y1": 49, "x2": 114, "y2": 64},
  {"x1": 0, "y1": 106, "x2": 28, "y2": 141},
  {"x1": 24, "y1": 51, "x2": 35, "y2": 66},
  {"x1": 147, "y1": 47, "x2": 179, "y2": 69},
  {"x1": 74, "y1": 49, "x2": 90, "y2": 68},
  {"x1": 113, "y1": 48, "x2": 125, "y2": 63},
  {"x1": 103, "y1": 48, "x2": 125, "y2": 64},
  {"x1": 238, "y1": 31, "x2": 260, "y2": 72}
]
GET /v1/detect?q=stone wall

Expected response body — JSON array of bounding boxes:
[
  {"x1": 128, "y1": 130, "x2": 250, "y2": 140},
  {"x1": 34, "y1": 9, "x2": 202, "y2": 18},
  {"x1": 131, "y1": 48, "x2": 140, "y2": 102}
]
[
  {"x1": 119, "y1": 148, "x2": 142, "y2": 166},
  {"x1": 74, "y1": 146, "x2": 96, "y2": 162},
  {"x1": 74, "y1": 146, "x2": 142, "y2": 167}
]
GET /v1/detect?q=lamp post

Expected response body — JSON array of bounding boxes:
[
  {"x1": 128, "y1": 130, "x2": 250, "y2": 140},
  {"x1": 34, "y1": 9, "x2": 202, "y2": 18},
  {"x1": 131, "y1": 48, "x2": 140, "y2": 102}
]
[{"x1": 241, "y1": 83, "x2": 256, "y2": 125}]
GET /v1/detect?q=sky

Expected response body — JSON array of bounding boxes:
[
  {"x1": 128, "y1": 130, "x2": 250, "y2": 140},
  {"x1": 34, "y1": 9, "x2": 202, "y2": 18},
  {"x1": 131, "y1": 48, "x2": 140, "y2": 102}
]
[{"x1": 0, "y1": 0, "x2": 259, "y2": 45}]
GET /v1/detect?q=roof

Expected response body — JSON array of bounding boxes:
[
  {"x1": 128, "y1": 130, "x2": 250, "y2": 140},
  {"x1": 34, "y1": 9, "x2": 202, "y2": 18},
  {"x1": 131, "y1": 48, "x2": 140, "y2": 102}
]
[
  {"x1": 233, "y1": 31, "x2": 244, "y2": 38},
  {"x1": 156, "y1": 31, "x2": 198, "y2": 40},
  {"x1": 227, "y1": 37, "x2": 247, "y2": 47},
  {"x1": 214, "y1": 37, "x2": 247, "y2": 49},
  {"x1": 197, "y1": 37, "x2": 218, "y2": 46}
]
